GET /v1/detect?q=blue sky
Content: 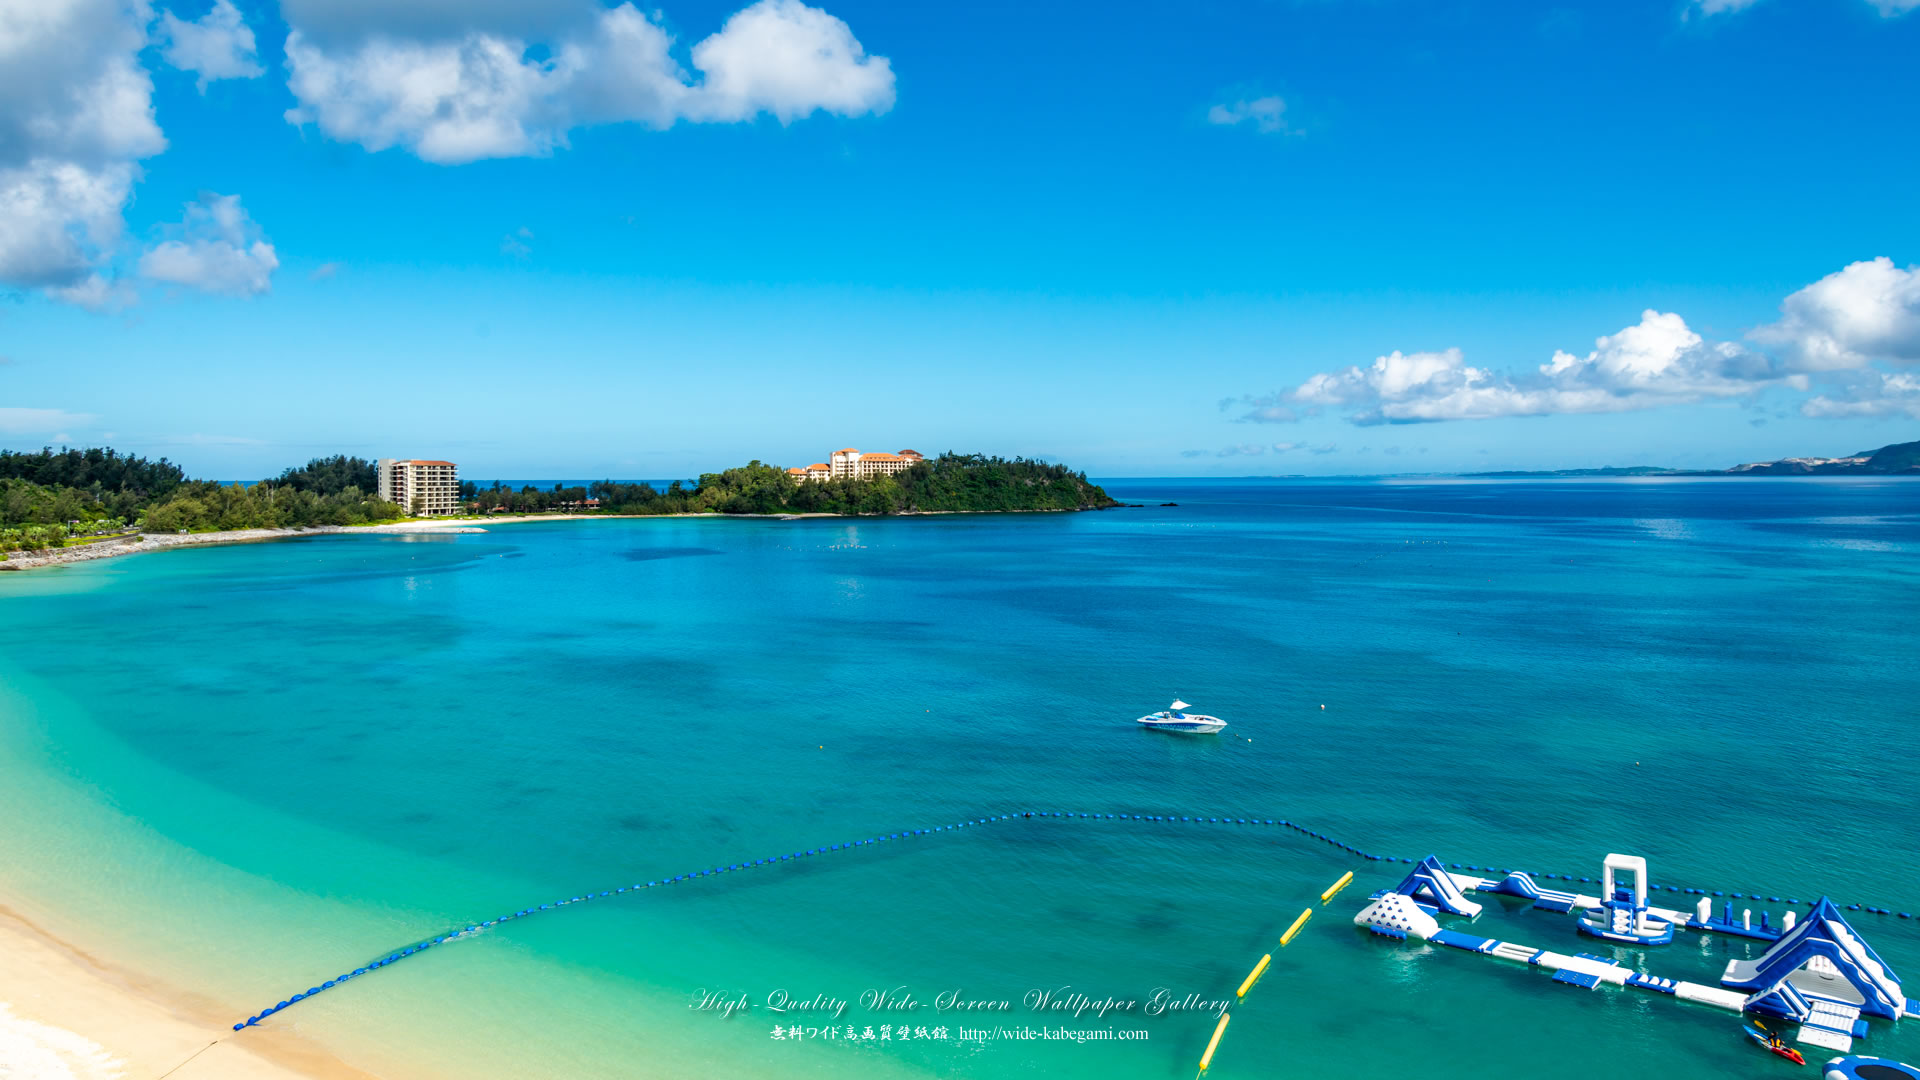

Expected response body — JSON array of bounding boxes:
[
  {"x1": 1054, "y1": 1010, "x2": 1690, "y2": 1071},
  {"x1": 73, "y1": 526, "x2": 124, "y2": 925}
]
[{"x1": 2, "y1": 0, "x2": 1918, "y2": 478}]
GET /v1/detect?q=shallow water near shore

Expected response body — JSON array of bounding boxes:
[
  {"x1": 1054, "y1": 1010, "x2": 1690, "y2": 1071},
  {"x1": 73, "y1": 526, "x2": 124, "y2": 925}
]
[{"x1": 2, "y1": 478, "x2": 1919, "y2": 1079}]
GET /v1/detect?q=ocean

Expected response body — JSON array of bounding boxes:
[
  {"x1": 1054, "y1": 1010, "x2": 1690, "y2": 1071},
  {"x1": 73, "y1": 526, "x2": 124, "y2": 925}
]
[{"x1": 2, "y1": 477, "x2": 1917, "y2": 1079}]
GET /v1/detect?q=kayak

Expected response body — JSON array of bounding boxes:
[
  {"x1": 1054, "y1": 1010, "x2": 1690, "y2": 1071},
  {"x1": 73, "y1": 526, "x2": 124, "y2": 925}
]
[{"x1": 1743, "y1": 1023, "x2": 1806, "y2": 1066}]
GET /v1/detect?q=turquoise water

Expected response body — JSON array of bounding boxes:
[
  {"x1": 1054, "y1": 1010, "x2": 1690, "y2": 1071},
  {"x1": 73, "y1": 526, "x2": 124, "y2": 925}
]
[{"x1": 2, "y1": 478, "x2": 1918, "y2": 1078}]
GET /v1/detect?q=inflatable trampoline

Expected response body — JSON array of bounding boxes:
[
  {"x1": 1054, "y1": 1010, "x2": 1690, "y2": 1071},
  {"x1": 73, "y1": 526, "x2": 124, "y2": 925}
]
[{"x1": 1824, "y1": 1057, "x2": 1920, "y2": 1080}]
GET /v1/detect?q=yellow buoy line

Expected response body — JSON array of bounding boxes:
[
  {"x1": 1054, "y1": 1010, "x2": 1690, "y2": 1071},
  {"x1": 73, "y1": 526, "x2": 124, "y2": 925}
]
[
  {"x1": 1321, "y1": 870, "x2": 1354, "y2": 903},
  {"x1": 1279, "y1": 907, "x2": 1313, "y2": 946},
  {"x1": 1234, "y1": 954, "x2": 1271, "y2": 998},
  {"x1": 1197, "y1": 1012, "x2": 1231, "y2": 1071},
  {"x1": 1199, "y1": 869, "x2": 1352, "y2": 1073}
]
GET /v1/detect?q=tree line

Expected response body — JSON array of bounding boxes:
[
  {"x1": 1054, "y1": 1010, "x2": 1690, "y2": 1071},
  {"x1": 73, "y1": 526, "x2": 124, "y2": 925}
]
[
  {"x1": 459, "y1": 456, "x2": 1113, "y2": 517},
  {"x1": 1, "y1": 447, "x2": 405, "y2": 551},
  {"x1": 462, "y1": 456, "x2": 1115, "y2": 517},
  {"x1": 3, "y1": 446, "x2": 1117, "y2": 553}
]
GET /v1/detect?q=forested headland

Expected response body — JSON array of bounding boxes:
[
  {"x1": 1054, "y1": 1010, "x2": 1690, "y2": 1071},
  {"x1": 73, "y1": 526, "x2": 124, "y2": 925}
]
[
  {"x1": 1, "y1": 447, "x2": 404, "y2": 552},
  {"x1": 462, "y1": 454, "x2": 1119, "y2": 516}
]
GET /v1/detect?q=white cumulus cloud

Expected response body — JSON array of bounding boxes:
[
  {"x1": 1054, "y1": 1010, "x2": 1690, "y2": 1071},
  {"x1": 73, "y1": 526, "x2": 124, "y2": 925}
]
[
  {"x1": 138, "y1": 192, "x2": 279, "y2": 296},
  {"x1": 1800, "y1": 371, "x2": 1920, "y2": 419},
  {"x1": 1207, "y1": 95, "x2": 1289, "y2": 134},
  {"x1": 158, "y1": 0, "x2": 264, "y2": 88},
  {"x1": 0, "y1": 0, "x2": 164, "y2": 299},
  {"x1": 687, "y1": 0, "x2": 894, "y2": 123},
  {"x1": 282, "y1": 0, "x2": 895, "y2": 165},
  {"x1": 1751, "y1": 257, "x2": 1920, "y2": 371},
  {"x1": 1251, "y1": 310, "x2": 1781, "y2": 426}
]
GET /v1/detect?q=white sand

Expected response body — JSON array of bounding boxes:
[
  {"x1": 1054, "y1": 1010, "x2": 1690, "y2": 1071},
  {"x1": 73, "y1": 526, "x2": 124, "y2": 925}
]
[{"x1": 0, "y1": 905, "x2": 366, "y2": 1080}]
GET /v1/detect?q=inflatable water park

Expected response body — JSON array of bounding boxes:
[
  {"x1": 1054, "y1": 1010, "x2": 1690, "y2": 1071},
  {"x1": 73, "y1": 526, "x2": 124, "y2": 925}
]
[
  {"x1": 1354, "y1": 849, "x2": 1915, "y2": 1059},
  {"x1": 212, "y1": 809, "x2": 1917, "y2": 1077}
]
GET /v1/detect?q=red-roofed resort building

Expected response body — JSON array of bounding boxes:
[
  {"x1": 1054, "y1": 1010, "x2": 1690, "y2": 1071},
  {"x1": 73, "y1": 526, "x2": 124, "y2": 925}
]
[{"x1": 784, "y1": 448, "x2": 924, "y2": 483}]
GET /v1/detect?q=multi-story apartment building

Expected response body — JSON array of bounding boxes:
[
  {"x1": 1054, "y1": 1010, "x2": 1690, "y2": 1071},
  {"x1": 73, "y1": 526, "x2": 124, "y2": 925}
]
[{"x1": 377, "y1": 459, "x2": 460, "y2": 516}]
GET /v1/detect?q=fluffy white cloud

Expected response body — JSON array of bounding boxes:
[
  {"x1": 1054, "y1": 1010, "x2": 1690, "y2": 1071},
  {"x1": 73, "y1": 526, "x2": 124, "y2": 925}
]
[
  {"x1": 1868, "y1": 0, "x2": 1919, "y2": 13},
  {"x1": 138, "y1": 192, "x2": 279, "y2": 296},
  {"x1": 1257, "y1": 311, "x2": 1780, "y2": 426},
  {"x1": 688, "y1": 0, "x2": 894, "y2": 123},
  {"x1": 0, "y1": 0, "x2": 164, "y2": 297},
  {"x1": 282, "y1": 0, "x2": 895, "y2": 165},
  {"x1": 0, "y1": 161, "x2": 140, "y2": 290},
  {"x1": 158, "y1": 0, "x2": 264, "y2": 88},
  {"x1": 1207, "y1": 95, "x2": 1289, "y2": 134},
  {"x1": 1751, "y1": 257, "x2": 1920, "y2": 371},
  {"x1": 1801, "y1": 371, "x2": 1920, "y2": 418}
]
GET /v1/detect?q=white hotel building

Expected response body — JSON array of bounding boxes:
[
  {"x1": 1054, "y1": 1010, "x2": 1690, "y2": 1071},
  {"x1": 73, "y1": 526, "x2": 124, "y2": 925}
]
[
  {"x1": 377, "y1": 459, "x2": 460, "y2": 516},
  {"x1": 787, "y1": 448, "x2": 924, "y2": 482}
]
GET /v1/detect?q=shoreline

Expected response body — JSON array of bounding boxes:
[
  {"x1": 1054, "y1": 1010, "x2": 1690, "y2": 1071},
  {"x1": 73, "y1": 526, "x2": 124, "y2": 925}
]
[
  {"x1": 0, "y1": 900, "x2": 366, "y2": 1080},
  {"x1": 0, "y1": 507, "x2": 1108, "y2": 573}
]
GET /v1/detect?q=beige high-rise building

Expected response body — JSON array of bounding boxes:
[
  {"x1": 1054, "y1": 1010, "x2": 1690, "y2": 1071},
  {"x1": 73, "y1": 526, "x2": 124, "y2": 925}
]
[{"x1": 377, "y1": 459, "x2": 460, "y2": 516}]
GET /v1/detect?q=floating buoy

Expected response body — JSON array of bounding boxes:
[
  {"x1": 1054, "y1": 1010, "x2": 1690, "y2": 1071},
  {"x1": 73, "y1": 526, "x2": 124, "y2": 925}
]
[
  {"x1": 1320, "y1": 704, "x2": 1325, "y2": 710},
  {"x1": 1198, "y1": 1012, "x2": 1231, "y2": 1071},
  {"x1": 1280, "y1": 907, "x2": 1314, "y2": 946},
  {"x1": 1321, "y1": 871, "x2": 1355, "y2": 903},
  {"x1": 1236, "y1": 955, "x2": 1272, "y2": 998}
]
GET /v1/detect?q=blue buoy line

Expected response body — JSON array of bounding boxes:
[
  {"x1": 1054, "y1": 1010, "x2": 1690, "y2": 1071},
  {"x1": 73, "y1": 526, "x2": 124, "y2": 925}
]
[{"x1": 230, "y1": 811, "x2": 1915, "y2": 1031}]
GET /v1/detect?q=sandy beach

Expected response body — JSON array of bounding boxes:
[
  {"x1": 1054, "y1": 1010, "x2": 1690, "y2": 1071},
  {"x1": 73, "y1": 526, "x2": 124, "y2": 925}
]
[
  {"x1": 0, "y1": 512, "x2": 874, "y2": 573},
  {"x1": 0, "y1": 518, "x2": 578, "y2": 572},
  {"x1": 0, "y1": 903, "x2": 366, "y2": 1080}
]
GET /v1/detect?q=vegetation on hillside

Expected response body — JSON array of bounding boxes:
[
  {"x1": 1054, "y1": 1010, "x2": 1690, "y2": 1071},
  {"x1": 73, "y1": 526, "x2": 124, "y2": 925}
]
[
  {"x1": 1861, "y1": 439, "x2": 1920, "y2": 473},
  {"x1": 269, "y1": 454, "x2": 380, "y2": 495},
  {"x1": 461, "y1": 455, "x2": 1117, "y2": 517},
  {"x1": 657, "y1": 454, "x2": 1112, "y2": 515}
]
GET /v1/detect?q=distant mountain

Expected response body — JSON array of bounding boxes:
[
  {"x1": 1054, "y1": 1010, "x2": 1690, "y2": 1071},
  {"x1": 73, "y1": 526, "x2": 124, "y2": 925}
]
[
  {"x1": 1462, "y1": 438, "x2": 1920, "y2": 478},
  {"x1": 1727, "y1": 439, "x2": 1920, "y2": 475},
  {"x1": 1465, "y1": 466, "x2": 1689, "y2": 478}
]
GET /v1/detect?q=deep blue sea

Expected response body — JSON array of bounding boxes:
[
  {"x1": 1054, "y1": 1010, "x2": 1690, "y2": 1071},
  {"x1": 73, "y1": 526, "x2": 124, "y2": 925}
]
[{"x1": 2, "y1": 478, "x2": 1917, "y2": 1079}]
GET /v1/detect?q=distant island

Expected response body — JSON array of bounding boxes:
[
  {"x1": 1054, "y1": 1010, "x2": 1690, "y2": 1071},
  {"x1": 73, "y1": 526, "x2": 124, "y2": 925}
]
[{"x1": 1467, "y1": 438, "x2": 1920, "y2": 478}]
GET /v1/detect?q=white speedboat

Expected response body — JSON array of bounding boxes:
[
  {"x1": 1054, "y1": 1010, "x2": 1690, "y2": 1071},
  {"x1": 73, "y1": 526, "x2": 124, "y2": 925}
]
[{"x1": 1135, "y1": 700, "x2": 1227, "y2": 734}]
